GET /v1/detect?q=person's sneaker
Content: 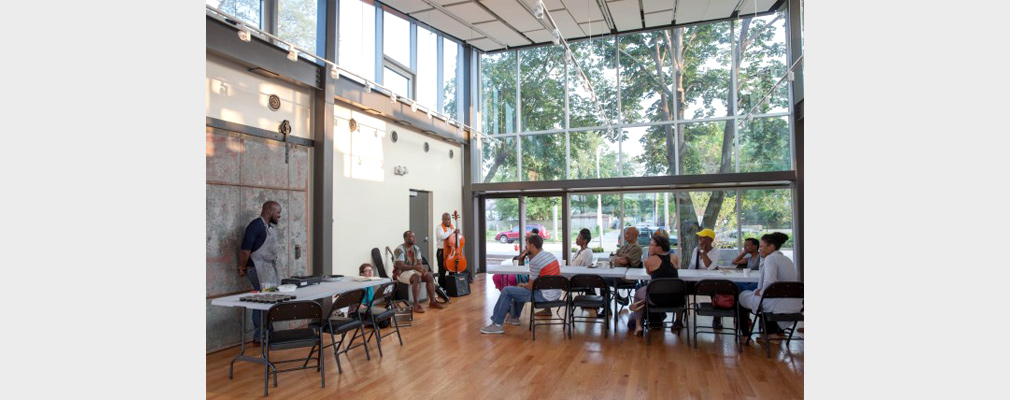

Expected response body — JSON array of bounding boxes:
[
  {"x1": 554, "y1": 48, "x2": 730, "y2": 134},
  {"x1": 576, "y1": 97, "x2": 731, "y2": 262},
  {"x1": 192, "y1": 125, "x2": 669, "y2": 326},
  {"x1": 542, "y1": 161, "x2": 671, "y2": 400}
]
[
  {"x1": 504, "y1": 315, "x2": 521, "y2": 326},
  {"x1": 480, "y1": 323, "x2": 505, "y2": 334}
]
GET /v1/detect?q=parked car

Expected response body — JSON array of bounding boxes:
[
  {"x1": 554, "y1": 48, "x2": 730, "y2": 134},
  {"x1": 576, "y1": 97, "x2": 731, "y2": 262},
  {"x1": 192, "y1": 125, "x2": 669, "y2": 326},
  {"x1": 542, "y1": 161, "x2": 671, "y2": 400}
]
[
  {"x1": 620, "y1": 226, "x2": 678, "y2": 248},
  {"x1": 494, "y1": 224, "x2": 551, "y2": 243}
]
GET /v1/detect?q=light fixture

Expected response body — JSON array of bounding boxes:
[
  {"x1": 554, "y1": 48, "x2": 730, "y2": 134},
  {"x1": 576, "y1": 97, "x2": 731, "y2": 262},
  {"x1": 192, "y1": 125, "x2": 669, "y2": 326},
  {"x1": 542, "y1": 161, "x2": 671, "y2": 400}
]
[
  {"x1": 330, "y1": 65, "x2": 339, "y2": 80},
  {"x1": 427, "y1": 109, "x2": 432, "y2": 120},
  {"x1": 365, "y1": 82, "x2": 372, "y2": 93},
  {"x1": 445, "y1": 117, "x2": 450, "y2": 127},
  {"x1": 411, "y1": 101, "x2": 418, "y2": 112},
  {"x1": 390, "y1": 93, "x2": 397, "y2": 103},
  {"x1": 287, "y1": 46, "x2": 298, "y2": 61},
  {"x1": 238, "y1": 24, "x2": 251, "y2": 42},
  {"x1": 534, "y1": 0, "x2": 545, "y2": 20},
  {"x1": 552, "y1": 28, "x2": 561, "y2": 45}
]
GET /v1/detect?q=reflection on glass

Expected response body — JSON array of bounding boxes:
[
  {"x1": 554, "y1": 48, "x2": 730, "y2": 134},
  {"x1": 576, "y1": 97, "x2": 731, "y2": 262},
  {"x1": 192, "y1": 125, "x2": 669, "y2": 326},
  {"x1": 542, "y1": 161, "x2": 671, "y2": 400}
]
[
  {"x1": 737, "y1": 12, "x2": 790, "y2": 115},
  {"x1": 339, "y1": 0, "x2": 375, "y2": 81},
  {"x1": 520, "y1": 45, "x2": 565, "y2": 132},
  {"x1": 480, "y1": 136, "x2": 516, "y2": 183},
  {"x1": 739, "y1": 117, "x2": 790, "y2": 172},
  {"x1": 570, "y1": 194, "x2": 621, "y2": 255},
  {"x1": 383, "y1": 11, "x2": 410, "y2": 66},
  {"x1": 481, "y1": 51, "x2": 516, "y2": 135},
  {"x1": 569, "y1": 37, "x2": 617, "y2": 128},
  {"x1": 522, "y1": 133, "x2": 565, "y2": 181},
  {"x1": 278, "y1": 0, "x2": 317, "y2": 55}
]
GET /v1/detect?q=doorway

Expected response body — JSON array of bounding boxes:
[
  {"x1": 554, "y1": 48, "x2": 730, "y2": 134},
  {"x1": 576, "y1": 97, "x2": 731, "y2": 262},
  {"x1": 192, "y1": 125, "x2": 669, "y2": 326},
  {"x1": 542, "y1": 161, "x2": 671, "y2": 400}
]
[{"x1": 409, "y1": 189, "x2": 433, "y2": 263}]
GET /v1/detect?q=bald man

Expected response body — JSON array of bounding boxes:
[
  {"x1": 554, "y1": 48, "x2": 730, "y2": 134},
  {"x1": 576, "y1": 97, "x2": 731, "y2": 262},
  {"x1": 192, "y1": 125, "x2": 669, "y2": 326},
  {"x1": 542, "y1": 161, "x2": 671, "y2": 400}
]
[
  {"x1": 435, "y1": 212, "x2": 459, "y2": 287},
  {"x1": 239, "y1": 200, "x2": 282, "y2": 344},
  {"x1": 612, "y1": 227, "x2": 643, "y2": 268}
]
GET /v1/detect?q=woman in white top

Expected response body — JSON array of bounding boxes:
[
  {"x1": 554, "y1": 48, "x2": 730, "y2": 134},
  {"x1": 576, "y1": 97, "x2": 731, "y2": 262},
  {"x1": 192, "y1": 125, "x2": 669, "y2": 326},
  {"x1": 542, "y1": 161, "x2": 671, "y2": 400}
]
[
  {"x1": 737, "y1": 232, "x2": 801, "y2": 339},
  {"x1": 571, "y1": 228, "x2": 595, "y2": 267}
]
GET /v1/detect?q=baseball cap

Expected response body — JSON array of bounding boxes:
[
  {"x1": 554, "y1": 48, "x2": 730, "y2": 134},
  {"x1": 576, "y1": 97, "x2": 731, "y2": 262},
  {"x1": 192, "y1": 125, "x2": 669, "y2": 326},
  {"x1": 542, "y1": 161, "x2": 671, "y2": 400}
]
[{"x1": 696, "y1": 228, "x2": 715, "y2": 239}]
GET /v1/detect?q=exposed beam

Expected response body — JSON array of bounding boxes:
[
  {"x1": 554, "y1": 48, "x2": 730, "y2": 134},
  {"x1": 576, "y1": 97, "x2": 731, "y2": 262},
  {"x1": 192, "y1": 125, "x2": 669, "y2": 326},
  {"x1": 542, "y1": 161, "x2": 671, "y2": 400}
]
[{"x1": 472, "y1": 171, "x2": 796, "y2": 194}]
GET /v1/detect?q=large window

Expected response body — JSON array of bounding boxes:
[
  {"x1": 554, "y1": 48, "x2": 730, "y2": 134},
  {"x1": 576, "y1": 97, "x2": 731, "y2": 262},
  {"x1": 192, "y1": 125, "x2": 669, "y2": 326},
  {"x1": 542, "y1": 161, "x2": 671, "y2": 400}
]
[
  {"x1": 485, "y1": 198, "x2": 520, "y2": 268},
  {"x1": 443, "y1": 38, "x2": 459, "y2": 119},
  {"x1": 480, "y1": 51, "x2": 517, "y2": 136},
  {"x1": 569, "y1": 37, "x2": 617, "y2": 128},
  {"x1": 520, "y1": 45, "x2": 565, "y2": 132},
  {"x1": 208, "y1": 0, "x2": 261, "y2": 28},
  {"x1": 570, "y1": 194, "x2": 621, "y2": 256},
  {"x1": 738, "y1": 13, "x2": 790, "y2": 116},
  {"x1": 480, "y1": 136, "x2": 516, "y2": 183},
  {"x1": 278, "y1": 0, "x2": 317, "y2": 56},
  {"x1": 416, "y1": 26, "x2": 438, "y2": 111},
  {"x1": 521, "y1": 133, "x2": 565, "y2": 181},
  {"x1": 338, "y1": 0, "x2": 375, "y2": 81},
  {"x1": 382, "y1": 11, "x2": 410, "y2": 67},
  {"x1": 568, "y1": 129, "x2": 621, "y2": 180}
]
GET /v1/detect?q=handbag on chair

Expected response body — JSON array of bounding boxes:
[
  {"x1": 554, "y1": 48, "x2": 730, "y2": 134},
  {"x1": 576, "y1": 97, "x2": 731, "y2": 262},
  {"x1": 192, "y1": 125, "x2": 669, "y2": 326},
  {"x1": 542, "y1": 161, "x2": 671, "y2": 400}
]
[{"x1": 712, "y1": 294, "x2": 735, "y2": 309}]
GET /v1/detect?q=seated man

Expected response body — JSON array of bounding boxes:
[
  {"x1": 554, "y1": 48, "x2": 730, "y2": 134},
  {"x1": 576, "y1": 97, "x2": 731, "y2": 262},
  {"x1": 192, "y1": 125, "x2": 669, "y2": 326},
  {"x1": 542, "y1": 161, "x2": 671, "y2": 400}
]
[
  {"x1": 609, "y1": 227, "x2": 643, "y2": 306},
  {"x1": 394, "y1": 230, "x2": 445, "y2": 313},
  {"x1": 732, "y1": 238, "x2": 761, "y2": 292},
  {"x1": 480, "y1": 234, "x2": 561, "y2": 334},
  {"x1": 688, "y1": 228, "x2": 722, "y2": 328}
]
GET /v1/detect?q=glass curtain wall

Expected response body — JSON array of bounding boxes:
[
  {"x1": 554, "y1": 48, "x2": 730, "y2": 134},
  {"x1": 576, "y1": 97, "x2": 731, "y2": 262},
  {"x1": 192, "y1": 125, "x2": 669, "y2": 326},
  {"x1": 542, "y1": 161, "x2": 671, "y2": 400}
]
[{"x1": 476, "y1": 9, "x2": 792, "y2": 182}]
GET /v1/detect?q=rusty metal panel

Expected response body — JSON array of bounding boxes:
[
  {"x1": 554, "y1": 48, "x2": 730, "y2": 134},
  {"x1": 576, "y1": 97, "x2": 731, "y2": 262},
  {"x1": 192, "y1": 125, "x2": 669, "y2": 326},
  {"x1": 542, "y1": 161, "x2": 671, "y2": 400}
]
[
  {"x1": 240, "y1": 138, "x2": 289, "y2": 188},
  {"x1": 206, "y1": 185, "x2": 245, "y2": 297},
  {"x1": 206, "y1": 128, "x2": 243, "y2": 184}
]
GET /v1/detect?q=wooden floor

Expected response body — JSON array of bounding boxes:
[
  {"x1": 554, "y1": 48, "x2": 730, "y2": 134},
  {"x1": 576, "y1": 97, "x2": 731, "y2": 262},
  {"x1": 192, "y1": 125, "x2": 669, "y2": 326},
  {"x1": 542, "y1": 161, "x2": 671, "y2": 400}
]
[{"x1": 207, "y1": 274, "x2": 803, "y2": 399}]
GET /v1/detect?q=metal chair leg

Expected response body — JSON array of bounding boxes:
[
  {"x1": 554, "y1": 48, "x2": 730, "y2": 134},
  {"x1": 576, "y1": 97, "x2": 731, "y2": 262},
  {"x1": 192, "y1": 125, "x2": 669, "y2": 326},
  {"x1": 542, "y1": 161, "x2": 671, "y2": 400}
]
[{"x1": 762, "y1": 315, "x2": 772, "y2": 358}]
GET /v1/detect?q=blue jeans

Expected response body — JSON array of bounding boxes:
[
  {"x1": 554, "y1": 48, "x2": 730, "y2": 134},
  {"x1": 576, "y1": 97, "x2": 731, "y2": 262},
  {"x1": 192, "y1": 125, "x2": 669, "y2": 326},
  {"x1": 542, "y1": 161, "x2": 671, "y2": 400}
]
[
  {"x1": 736, "y1": 282, "x2": 758, "y2": 292},
  {"x1": 490, "y1": 286, "x2": 548, "y2": 325},
  {"x1": 246, "y1": 267, "x2": 274, "y2": 342}
]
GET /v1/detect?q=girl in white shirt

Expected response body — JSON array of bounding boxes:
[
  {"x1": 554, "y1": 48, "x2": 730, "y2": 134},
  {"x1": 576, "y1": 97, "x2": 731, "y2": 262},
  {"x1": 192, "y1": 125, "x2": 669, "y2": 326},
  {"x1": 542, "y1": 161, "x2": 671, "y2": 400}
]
[{"x1": 571, "y1": 228, "x2": 595, "y2": 267}]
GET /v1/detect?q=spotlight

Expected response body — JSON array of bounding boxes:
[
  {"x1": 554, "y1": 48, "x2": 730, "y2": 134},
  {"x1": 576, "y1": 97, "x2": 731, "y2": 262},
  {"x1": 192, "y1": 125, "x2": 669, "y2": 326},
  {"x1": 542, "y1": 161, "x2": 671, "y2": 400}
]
[
  {"x1": 390, "y1": 93, "x2": 397, "y2": 103},
  {"x1": 427, "y1": 109, "x2": 432, "y2": 120},
  {"x1": 287, "y1": 46, "x2": 298, "y2": 62},
  {"x1": 552, "y1": 29, "x2": 561, "y2": 45},
  {"x1": 238, "y1": 25, "x2": 251, "y2": 42},
  {"x1": 365, "y1": 82, "x2": 372, "y2": 93},
  {"x1": 534, "y1": 0, "x2": 545, "y2": 20},
  {"x1": 331, "y1": 66, "x2": 339, "y2": 80},
  {"x1": 411, "y1": 101, "x2": 418, "y2": 112}
]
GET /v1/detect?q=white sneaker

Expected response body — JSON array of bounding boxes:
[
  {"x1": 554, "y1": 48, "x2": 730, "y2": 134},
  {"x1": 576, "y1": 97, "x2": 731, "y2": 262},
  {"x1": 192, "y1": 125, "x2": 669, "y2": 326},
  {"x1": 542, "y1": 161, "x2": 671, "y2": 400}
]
[
  {"x1": 504, "y1": 315, "x2": 521, "y2": 326},
  {"x1": 480, "y1": 323, "x2": 505, "y2": 334}
]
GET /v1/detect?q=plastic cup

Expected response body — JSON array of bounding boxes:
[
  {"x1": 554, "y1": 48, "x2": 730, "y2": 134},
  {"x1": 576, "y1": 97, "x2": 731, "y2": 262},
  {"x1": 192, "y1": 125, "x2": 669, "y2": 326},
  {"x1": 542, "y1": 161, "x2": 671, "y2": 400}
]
[
  {"x1": 743, "y1": 269, "x2": 751, "y2": 278},
  {"x1": 512, "y1": 259, "x2": 519, "y2": 267}
]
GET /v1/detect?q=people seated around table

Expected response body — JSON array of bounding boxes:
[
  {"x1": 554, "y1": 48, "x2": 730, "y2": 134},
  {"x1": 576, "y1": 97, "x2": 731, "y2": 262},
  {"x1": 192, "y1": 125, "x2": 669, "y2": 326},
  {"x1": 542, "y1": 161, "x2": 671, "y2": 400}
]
[
  {"x1": 736, "y1": 232, "x2": 800, "y2": 341},
  {"x1": 480, "y1": 234, "x2": 562, "y2": 334},
  {"x1": 733, "y1": 238, "x2": 761, "y2": 292},
  {"x1": 571, "y1": 228, "x2": 594, "y2": 267},
  {"x1": 610, "y1": 226, "x2": 643, "y2": 305},
  {"x1": 688, "y1": 228, "x2": 718, "y2": 270},
  {"x1": 510, "y1": 236, "x2": 550, "y2": 316},
  {"x1": 393, "y1": 230, "x2": 445, "y2": 313},
  {"x1": 629, "y1": 229, "x2": 681, "y2": 336}
]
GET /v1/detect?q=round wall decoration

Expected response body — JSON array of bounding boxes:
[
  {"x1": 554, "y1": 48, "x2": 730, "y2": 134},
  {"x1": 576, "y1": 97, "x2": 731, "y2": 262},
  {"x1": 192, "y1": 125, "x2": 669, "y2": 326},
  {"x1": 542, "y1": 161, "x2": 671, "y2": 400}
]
[
  {"x1": 268, "y1": 94, "x2": 281, "y2": 111},
  {"x1": 348, "y1": 118, "x2": 358, "y2": 132},
  {"x1": 391, "y1": 131, "x2": 398, "y2": 143},
  {"x1": 424, "y1": 142, "x2": 430, "y2": 152}
]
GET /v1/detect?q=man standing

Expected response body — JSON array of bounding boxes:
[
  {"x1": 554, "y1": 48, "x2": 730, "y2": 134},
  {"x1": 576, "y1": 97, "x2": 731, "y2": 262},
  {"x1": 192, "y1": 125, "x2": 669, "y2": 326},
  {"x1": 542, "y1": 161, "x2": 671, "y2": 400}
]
[
  {"x1": 238, "y1": 200, "x2": 282, "y2": 344},
  {"x1": 481, "y1": 234, "x2": 561, "y2": 334},
  {"x1": 394, "y1": 231, "x2": 445, "y2": 313},
  {"x1": 434, "y1": 212, "x2": 459, "y2": 287}
]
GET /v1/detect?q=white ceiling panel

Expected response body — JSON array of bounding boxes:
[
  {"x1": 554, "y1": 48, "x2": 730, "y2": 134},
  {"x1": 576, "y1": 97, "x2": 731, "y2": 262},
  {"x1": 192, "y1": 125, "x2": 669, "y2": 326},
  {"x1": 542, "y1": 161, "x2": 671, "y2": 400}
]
[
  {"x1": 705, "y1": 0, "x2": 742, "y2": 21},
  {"x1": 738, "y1": 0, "x2": 779, "y2": 15},
  {"x1": 609, "y1": 1, "x2": 643, "y2": 31},
  {"x1": 642, "y1": 0, "x2": 674, "y2": 14},
  {"x1": 480, "y1": 0, "x2": 544, "y2": 32},
  {"x1": 644, "y1": 10, "x2": 673, "y2": 27},
  {"x1": 676, "y1": 0, "x2": 712, "y2": 24},
  {"x1": 468, "y1": 37, "x2": 504, "y2": 52},
  {"x1": 431, "y1": 0, "x2": 464, "y2": 5},
  {"x1": 411, "y1": 9, "x2": 485, "y2": 40},
  {"x1": 578, "y1": 20, "x2": 610, "y2": 36},
  {"x1": 444, "y1": 2, "x2": 497, "y2": 24},
  {"x1": 562, "y1": 0, "x2": 604, "y2": 23},
  {"x1": 381, "y1": 0, "x2": 431, "y2": 14},
  {"x1": 473, "y1": 20, "x2": 532, "y2": 46},
  {"x1": 550, "y1": 8, "x2": 587, "y2": 38},
  {"x1": 523, "y1": 29, "x2": 557, "y2": 43}
]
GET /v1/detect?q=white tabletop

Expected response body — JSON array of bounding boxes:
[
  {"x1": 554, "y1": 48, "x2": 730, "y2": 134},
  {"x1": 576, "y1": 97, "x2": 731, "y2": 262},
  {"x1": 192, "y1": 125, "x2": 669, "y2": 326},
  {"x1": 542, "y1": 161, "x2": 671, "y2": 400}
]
[
  {"x1": 486, "y1": 264, "x2": 530, "y2": 275},
  {"x1": 210, "y1": 278, "x2": 391, "y2": 310},
  {"x1": 625, "y1": 268, "x2": 759, "y2": 283},
  {"x1": 561, "y1": 266, "x2": 629, "y2": 278}
]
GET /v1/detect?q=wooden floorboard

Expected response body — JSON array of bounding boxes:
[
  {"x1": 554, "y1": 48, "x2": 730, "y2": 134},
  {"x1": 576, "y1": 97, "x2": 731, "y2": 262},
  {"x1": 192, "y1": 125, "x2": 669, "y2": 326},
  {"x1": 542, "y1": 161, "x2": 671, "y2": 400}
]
[{"x1": 207, "y1": 274, "x2": 803, "y2": 399}]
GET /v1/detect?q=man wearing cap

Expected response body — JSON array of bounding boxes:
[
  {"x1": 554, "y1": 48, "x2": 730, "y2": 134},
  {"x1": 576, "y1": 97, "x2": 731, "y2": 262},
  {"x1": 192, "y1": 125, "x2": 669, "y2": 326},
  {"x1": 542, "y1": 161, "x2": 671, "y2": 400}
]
[{"x1": 688, "y1": 228, "x2": 724, "y2": 328}]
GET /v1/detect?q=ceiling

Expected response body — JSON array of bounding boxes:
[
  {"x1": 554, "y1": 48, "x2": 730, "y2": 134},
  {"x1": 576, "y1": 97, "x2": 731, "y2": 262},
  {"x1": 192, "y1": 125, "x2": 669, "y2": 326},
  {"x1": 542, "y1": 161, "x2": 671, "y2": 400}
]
[{"x1": 379, "y1": 0, "x2": 784, "y2": 52}]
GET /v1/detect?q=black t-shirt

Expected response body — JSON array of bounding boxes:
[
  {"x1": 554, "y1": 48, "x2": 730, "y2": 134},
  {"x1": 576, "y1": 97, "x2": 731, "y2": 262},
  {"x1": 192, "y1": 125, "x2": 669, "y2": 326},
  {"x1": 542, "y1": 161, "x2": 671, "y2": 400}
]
[{"x1": 241, "y1": 218, "x2": 268, "y2": 267}]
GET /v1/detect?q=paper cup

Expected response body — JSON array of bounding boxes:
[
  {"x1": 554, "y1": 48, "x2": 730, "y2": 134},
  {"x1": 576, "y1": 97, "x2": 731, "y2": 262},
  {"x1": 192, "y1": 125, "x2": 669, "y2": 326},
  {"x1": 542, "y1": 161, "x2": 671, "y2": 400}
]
[{"x1": 512, "y1": 259, "x2": 519, "y2": 267}]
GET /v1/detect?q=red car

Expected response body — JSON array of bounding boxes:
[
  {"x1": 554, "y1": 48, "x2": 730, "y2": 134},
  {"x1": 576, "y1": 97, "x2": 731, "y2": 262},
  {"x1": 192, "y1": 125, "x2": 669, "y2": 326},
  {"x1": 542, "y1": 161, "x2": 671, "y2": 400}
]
[{"x1": 494, "y1": 224, "x2": 550, "y2": 243}]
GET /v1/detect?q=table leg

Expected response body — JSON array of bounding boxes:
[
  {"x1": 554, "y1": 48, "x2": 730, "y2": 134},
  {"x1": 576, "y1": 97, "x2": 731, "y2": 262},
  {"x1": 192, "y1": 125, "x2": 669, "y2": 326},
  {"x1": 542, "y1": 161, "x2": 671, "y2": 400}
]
[{"x1": 229, "y1": 306, "x2": 268, "y2": 379}]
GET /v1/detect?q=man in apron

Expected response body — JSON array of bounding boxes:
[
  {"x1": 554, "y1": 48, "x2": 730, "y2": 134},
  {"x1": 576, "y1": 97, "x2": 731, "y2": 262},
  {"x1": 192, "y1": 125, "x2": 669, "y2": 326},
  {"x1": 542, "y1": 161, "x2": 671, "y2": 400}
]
[{"x1": 238, "y1": 201, "x2": 282, "y2": 344}]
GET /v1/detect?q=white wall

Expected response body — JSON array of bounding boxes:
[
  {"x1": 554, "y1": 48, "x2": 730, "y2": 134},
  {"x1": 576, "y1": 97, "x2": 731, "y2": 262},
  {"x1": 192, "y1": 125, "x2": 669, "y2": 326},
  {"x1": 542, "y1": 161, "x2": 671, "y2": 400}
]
[
  {"x1": 332, "y1": 105, "x2": 463, "y2": 277},
  {"x1": 206, "y1": 54, "x2": 313, "y2": 139}
]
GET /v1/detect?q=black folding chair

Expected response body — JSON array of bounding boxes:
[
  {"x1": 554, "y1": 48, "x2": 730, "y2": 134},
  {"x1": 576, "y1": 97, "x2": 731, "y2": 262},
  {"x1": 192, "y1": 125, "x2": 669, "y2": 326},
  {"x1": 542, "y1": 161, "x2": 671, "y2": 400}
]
[
  {"x1": 261, "y1": 301, "x2": 324, "y2": 397},
  {"x1": 746, "y1": 281, "x2": 804, "y2": 358},
  {"x1": 567, "y1": 274, "x2": 610, "y2": 339},
  {"x1": 643, "y1": 278, "x2": 690, "y2": 346},
  {"x1": 692, "y1": 279, "x2": 741, "y2": 350},
  {"x1": 364, "y1": 282, "x2": 404, "y2": 357},
  {"x1": 529, "y1": 275, "x2": 570, "y2": 340},
  {"x1": 304, "y1": 288, "x2": 370, "y2": 374}
]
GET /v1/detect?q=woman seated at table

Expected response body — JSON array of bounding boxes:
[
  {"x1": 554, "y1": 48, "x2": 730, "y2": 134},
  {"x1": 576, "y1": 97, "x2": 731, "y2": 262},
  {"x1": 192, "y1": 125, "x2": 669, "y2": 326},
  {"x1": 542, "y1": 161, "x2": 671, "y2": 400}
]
[
  {"x1": 629, "y1": 229, "x2": 680, "y2": 336},
  {"x1": 571, "y1": 228, "x2": 594, "y2": 267},
  {"x1": 736, "y1": 232, "x2": 800, "y2": 340}
]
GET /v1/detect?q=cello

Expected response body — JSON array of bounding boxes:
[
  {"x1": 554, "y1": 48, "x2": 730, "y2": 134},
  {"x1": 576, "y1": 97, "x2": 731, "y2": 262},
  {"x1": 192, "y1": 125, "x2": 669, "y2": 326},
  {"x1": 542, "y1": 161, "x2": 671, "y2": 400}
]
[{"x1": 444, "y1": 210, "x2": 468, "y2": 273}]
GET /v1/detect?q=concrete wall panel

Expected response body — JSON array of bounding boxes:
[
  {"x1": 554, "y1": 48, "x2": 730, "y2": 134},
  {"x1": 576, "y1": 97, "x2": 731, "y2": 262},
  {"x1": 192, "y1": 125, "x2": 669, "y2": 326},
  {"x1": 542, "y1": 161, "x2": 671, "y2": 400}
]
[
  {"x1": 240, "y1": 138, "x2": 289, "y2": 188},
  {"x1": 206, "y1": 185, "x2": 245, "y2": 297},
  {"x1": 206, "y1": 129, "x2": 243, "y2": 184},
  {"x1": 288, "y1": 145, "x2": 309, "y2": 191},
  {"x1": 285, "y1": 190, "x2": 309, "y2": 278}
]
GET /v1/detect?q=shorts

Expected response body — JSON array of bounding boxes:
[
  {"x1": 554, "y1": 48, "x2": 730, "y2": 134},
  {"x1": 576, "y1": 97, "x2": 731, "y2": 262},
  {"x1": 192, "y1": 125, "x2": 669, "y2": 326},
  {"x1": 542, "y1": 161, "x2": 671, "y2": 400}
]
[{"x1": 397, "y1": 269, "x2": 419, "y2": 284}]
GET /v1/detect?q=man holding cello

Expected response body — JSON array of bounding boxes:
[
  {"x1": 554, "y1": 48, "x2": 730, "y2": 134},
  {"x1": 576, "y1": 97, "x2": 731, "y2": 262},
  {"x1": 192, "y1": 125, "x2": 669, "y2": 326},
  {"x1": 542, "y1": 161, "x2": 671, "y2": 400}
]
[{"x1": 435, "y1": 212, "x2": 458, "y2": 287}]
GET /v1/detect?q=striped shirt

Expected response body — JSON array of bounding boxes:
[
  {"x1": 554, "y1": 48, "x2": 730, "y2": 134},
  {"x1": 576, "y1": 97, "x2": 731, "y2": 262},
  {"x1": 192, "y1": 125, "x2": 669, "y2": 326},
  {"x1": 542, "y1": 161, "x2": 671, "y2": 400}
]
[{"x1": 529, "y1": 251, "x2": 562, "y2": 301}]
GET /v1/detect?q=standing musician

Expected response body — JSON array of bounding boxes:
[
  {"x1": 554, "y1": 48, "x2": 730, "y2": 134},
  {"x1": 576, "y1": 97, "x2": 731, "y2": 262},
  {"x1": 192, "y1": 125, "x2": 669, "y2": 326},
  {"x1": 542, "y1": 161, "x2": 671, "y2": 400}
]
[{"x1": 435, "y1": 212, "x2": 459, "y2": 287}]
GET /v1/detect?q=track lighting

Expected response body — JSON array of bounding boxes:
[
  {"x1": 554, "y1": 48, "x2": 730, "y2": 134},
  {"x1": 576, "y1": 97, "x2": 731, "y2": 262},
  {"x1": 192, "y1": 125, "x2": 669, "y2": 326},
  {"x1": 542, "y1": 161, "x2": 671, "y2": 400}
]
[
  {"x1": 534, "y1": 0, "x2": 545, "y2": 20},
  {"x1": 552, "y1": 29, "x2": 561, "y2": 45},
  {"x1": 331, "y1": 65, "x2": 339, "y2": 80},
  {"x1": 365, "y1": 82, "x2": 372, "y2": 93},
  {"x1": 427, "y1": 109, "x2": 433, "y2": 120},
  {"x1": 411, "y1": 101, "x2": 418, "y2": 112},
  {"x1": 287, "y1": 46, "x2": 298, "y2": 61},
  {"x1": 238, "y1": 24, "x2": 251, "y2": 42},
  {"x1": 390, "y1": 93, "x2": 397, "y2": 103}
]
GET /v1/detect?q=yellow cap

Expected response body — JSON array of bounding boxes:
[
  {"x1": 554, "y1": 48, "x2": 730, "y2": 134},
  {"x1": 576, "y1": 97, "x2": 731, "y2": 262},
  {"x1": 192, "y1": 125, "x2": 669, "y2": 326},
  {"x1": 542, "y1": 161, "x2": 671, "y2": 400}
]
[{"x1": 696, "y1": 228, "x2": 716, "y2": 239}]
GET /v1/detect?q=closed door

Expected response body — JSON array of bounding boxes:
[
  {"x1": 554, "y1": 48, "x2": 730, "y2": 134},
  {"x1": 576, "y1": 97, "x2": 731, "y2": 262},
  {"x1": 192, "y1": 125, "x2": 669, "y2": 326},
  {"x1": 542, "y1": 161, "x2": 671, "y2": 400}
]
[{"x1": 409, "y1": 190, "x2": 432, "y2": 263}]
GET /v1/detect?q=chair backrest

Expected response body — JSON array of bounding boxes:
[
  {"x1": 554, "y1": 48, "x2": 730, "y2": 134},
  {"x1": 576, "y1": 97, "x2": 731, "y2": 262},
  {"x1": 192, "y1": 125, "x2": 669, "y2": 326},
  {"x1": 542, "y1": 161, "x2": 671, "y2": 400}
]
[
  {"x1": 762, "y1": 281, "x2": 803, "y2": 299},
  {"x1": 532, "y1": 275, "x2": 570, "y2": 291},
  {"x1": 646, "y1": 278, "x2": 688, "y2": 307},
  {"x1": 694, "y1": 279, "x2": 739, "y2": 297},
  {"x1": 267, "y1": 300, "x2": 323, "y2": 323},
  {"x1": 372, "y1": 281, "x2": 397, "y2": 305},
  {"x1": 569, "y1": 274, "x2": 608, "y2": 292},
  {"x1": 330, "y1": 288, "x2": 366, "y2": 317}
]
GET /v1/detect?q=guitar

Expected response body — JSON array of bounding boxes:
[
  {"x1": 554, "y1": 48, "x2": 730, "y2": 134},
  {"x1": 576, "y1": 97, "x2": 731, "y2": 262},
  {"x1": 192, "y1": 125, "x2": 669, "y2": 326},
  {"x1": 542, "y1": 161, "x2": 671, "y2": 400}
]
[{"x1": 444, "y1": 210, "x2": 468, "y2": 273}]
